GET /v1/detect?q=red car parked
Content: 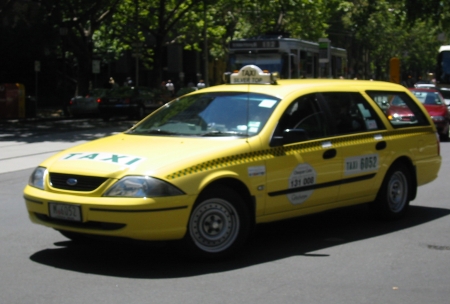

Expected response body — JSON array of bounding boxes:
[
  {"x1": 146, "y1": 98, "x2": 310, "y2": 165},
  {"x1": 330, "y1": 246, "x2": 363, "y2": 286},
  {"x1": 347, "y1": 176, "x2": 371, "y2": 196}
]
[{"x1": 386, "y1": 88, "x2": 450, "y2": 140}]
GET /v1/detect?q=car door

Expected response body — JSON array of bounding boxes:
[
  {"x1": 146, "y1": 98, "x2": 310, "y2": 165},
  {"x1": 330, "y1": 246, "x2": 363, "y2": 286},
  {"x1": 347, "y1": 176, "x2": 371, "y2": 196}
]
[
  {"x1": 264, "y1": 93, "x2": 342, "y2": 215},
  {"x1": 320, "y1": 92, "x2": 389, "y2": 203}
]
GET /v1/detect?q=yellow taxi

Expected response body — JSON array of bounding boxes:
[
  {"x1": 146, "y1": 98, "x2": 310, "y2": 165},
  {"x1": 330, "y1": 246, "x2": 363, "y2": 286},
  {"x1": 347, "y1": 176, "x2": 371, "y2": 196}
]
[{"x1": 24, "y1": 65, "x2": 441, "y2": 259}]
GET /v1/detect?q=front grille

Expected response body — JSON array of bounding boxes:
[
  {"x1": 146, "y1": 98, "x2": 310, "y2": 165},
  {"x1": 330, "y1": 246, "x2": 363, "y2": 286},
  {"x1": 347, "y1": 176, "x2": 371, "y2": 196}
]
[{"x1": 50, "y1": 173, "x2": 108, "y2": 191}]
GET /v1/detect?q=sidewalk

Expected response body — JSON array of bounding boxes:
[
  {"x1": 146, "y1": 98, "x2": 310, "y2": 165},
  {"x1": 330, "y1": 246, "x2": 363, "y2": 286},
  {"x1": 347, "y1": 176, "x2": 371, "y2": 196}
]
[{"x1": 0, "y1": 106, "x2": 133, "y2": 142}]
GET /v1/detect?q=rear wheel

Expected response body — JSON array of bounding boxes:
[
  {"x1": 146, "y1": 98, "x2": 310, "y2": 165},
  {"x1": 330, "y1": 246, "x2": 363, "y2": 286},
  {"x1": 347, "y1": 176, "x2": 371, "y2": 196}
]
[
  {"x1": 184, "y1": 185, "x2": 251, "y2": 259},
  {"x1": 371, "y1": 163, "x2": 412, "y2": 220}
]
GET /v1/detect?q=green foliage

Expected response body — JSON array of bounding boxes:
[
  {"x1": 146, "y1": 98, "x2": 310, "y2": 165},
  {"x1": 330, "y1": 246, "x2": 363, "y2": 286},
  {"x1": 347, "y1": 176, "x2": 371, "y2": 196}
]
[
  {"x1": 176, "y1": 86, "x2": 197, "y2": 97},
  {"x1": 2, "y1": 0, "x2": 450, "y2": 98},
  {"x1": 335, "y1": 0, "x2": 443, "y2": 79}
]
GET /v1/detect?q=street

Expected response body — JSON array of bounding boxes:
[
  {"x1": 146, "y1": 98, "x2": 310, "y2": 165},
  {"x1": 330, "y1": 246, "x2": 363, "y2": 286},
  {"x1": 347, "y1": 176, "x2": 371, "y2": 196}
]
[{"x1": 1, "y1": 118, "x2": 450, "y2": 304}]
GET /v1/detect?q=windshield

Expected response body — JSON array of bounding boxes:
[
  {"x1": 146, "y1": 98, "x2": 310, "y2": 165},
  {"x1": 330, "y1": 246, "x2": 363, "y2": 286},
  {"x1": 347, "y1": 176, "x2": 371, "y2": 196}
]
[
  {"x1": 127, "y1": 92, "x2": 280, "y2": 137},
  {"x1": 410, "y1": 91, "x2": 444, "y2": 105}
]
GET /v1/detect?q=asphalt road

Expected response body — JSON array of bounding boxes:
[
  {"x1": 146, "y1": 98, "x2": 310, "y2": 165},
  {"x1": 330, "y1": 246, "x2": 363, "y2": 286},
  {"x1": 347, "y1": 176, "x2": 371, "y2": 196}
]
[
  {"x1": 1, "y1": 119, "x2": 449, "y2": 304},
  {"x1": 0, "y1": 117, "x2": 134, "y2": 173}
]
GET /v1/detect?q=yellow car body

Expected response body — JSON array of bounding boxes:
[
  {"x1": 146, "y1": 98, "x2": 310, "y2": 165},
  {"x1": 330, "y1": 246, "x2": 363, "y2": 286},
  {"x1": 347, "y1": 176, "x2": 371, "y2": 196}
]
[{"x1": 24, "y1": 65, "x2": 441, "y2": 258}]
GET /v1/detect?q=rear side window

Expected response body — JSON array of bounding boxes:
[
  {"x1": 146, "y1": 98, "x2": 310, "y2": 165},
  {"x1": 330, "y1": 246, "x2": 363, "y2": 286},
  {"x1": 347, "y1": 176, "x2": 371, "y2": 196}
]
[
  {"x1": 321, "y1": 92, "x2": 385, "y2": 135},
  {"x1": 366, "y1": 91, "x2": 430, "y2": 128}
]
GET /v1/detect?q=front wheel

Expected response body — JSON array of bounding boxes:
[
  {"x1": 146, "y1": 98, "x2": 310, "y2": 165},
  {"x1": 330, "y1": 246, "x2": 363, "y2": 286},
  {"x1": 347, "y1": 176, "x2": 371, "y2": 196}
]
[
  {"x1": 184, "y1": 185, "x2": 251, "y2": 259},
  {"x1": 370, "y1": 163, "x2": 412, "y2": 220}
]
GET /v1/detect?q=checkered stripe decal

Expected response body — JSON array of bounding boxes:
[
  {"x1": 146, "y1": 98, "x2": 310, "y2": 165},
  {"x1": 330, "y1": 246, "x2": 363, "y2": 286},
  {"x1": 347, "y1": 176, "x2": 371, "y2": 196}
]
[{"x1": 165, "y1": 128, "x2": 432, "y2": 180}]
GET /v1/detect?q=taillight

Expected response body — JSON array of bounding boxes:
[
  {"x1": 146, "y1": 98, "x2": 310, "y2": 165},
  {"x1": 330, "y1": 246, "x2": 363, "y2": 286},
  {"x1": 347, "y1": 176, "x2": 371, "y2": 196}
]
[{"x1": 96, "y1": 98, "x2": 101, "y2": 103}]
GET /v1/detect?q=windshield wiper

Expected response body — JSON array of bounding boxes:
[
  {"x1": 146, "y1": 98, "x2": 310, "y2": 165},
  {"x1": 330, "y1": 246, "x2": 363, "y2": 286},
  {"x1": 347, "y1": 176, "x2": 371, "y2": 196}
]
[
  {"x1": 126, "y1": 128, "x2": 177, "y2": 135},
  {"x1": 145, "y1": 129, "x2": 178, "y2": 135},
  {"x1": 201, "y1": 130, "x2": 248, "y2": 137}
]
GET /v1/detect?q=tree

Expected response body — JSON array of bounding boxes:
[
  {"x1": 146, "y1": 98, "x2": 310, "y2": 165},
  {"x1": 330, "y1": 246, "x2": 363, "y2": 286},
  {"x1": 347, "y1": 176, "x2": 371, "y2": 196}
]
[
  {"x1": 105, "y1": 0, "x2": 209, "y2": 87},
  {"x1": 334, "y1": 0, "x2": 442, "y2": 80},
  {"x1": 36, "y1": 0, "x2": 121, "y2": 97},
  {"x1": 0, "y1": 0, "x2": 53, "y2": 95},
  {"x1": 180, "y1": 0, "x2": 333, "y2": 84}
]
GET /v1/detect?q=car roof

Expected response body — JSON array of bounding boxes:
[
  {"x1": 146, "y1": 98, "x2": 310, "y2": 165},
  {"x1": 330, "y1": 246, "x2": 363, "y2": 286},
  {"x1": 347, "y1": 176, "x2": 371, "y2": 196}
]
[
  {"x1": 409, "y1": 88, "x2": 441, "y2": 93},
  {"x1": 414, "y1": 83, "x2": 435, "y2": 87},
  {"x1": 195, "y1": 79, "x2": 406, "y2": 99}
]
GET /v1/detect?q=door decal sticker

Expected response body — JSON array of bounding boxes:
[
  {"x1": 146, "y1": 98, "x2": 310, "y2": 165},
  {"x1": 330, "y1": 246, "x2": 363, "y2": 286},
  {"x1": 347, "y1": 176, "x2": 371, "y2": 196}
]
[{"x1": 287, "y1": 163, "x2": 316, "y2": 205}]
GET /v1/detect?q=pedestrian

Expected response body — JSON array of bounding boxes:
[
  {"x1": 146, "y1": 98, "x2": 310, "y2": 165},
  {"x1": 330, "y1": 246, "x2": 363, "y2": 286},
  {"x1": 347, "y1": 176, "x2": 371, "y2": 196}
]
[
  {"x1": 166, "y1": 79, "x2": 175, "y2": 96},
  {"x1": 109, "y1": 77, "x2": 118, "y2": 89},
  {"x1": 197, "y1": 79, "x2": 206, "y2": 89}
]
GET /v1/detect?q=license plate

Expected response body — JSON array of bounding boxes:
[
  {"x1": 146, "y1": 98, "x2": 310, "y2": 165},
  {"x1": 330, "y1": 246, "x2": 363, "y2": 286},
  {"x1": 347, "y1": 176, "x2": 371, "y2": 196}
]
[{"x1": 49, "y1": 203, "x2": 82, "y2": 222}]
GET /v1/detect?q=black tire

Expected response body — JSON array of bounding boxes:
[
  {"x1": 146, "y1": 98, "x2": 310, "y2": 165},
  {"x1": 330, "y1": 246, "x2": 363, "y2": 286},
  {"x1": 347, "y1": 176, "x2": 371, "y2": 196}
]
[
  {"x1": 440, "y1": 125, "x2": 450, "y2": 142},
  {"x1": 183, "y1": 185, "x2": 251, "y2": 259},
  {"x1": 371, "y1": 163, "x2": 412, "y2": 220}
]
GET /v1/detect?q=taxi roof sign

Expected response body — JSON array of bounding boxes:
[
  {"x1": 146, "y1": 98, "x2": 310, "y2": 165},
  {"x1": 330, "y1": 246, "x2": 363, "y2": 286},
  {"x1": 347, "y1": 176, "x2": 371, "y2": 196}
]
[{"x1": 228, "y1": 65, "x2": 276, "y2": 84}]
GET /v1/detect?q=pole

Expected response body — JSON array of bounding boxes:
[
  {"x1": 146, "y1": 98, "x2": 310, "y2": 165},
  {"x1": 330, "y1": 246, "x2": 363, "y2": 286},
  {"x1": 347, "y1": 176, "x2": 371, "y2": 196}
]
[
  {"x1": 34, "y1": 60, "x2": 40, "y2": 112},
  {"x1": 59, "y1": 27, "x2": 68, "y2": 111},
  {"x1": 35, "y1": 70, "x2": 38, "y2": 110},
  {"x1": 136, "y1": 55, "x2": 139, "y2": 87},
  {"x1": 135, "y1": 0, "x2": 139, "y2": 87},
  {"x1": 203, "y1": 1, "x2": 209, "y2": 86}
]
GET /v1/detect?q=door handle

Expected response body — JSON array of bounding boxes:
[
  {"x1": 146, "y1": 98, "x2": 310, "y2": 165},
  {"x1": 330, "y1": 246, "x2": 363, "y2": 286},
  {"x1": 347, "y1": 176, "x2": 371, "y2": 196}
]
[
  {"x1": 323, "y1": 149, "x2": 337, "y2": 159},
  {"x1": 376, "y1": 141, "x2": 387, "y2": 150}
]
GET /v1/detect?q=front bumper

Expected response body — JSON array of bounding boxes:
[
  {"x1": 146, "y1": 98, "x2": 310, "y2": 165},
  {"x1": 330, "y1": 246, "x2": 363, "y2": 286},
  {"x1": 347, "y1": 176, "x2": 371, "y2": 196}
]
[{"x1": 24, "y1": 185, "x2": 195, "y2": 241}]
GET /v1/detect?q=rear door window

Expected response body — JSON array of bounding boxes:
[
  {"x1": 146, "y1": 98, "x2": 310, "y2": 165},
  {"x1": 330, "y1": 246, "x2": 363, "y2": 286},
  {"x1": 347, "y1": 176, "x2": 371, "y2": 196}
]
[{"x1": 321, "y1": 92, "x2": 385, "y2": 135}]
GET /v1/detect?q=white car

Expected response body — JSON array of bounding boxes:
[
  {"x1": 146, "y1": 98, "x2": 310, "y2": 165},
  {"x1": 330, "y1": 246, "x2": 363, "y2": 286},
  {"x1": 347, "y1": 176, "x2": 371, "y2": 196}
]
[
  {"x1": 438, "y1": 87, "x2": 450, "y2": 108},
  {"x1": 414, "y1": 83, "x2": 436, "y2": 89}
]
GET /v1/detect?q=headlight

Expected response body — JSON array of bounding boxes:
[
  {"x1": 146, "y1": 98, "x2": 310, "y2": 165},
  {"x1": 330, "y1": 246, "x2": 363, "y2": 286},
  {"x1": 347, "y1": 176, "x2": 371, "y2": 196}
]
[
  {"x1": 103, "y1": 176, "x2": 184, "y2": 198},
  {"x1": 28, "y1": 167, "x2": 47, "y2": 190},
  {"x1": 389, "y1": 113, "x2": 401, "y2": 121}
]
